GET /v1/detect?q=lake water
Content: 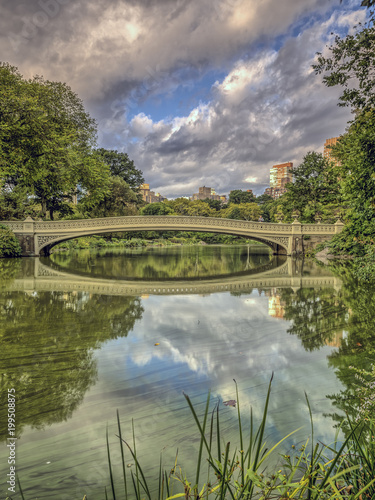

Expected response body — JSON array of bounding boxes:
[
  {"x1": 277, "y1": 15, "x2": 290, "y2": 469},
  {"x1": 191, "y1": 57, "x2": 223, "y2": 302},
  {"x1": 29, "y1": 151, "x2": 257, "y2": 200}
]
[{"x1": 1, "y1": 244, "x2": 374, "y2": 499}]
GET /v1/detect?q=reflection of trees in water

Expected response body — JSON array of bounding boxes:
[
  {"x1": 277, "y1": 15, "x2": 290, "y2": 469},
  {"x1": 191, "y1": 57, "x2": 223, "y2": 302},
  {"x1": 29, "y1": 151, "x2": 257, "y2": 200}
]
[
  {"x1": 280, "y1": 287, "x2": 348, "y2": 351},
  {"x1": 49, "y1": 246, "x2": 272, "y2": 280},
  {"x1": 324, "y1": 273, "x2": 375, "y2": 436},
  {"x1": 0, "y1": 258, "x2": 21, "y2": 288},
  {"x1": 0, "y1": 291, "x2": 143, "y2": 440},
  {"x1": 278, "y1": 265, "x2": 375, "y2": 436}
]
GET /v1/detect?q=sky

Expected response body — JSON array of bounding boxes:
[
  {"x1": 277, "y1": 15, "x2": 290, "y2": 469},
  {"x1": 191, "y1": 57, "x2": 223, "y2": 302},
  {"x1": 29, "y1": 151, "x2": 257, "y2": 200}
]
[{"x1": 0, "y1": 0, "x2": 367, "y2": 198}]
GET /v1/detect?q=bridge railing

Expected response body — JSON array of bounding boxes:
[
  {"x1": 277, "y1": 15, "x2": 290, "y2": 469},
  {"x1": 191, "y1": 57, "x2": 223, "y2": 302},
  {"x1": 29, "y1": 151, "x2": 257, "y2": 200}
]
[{"x1": 0, "y1": 215, "x2": 342, "y2": 235}]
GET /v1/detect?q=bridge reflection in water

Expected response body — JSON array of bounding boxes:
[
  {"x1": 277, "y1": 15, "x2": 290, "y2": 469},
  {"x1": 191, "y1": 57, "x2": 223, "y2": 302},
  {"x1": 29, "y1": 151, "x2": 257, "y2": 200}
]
[{"x1": 7, "y1": 256, "x2": 342, "y2": 296}]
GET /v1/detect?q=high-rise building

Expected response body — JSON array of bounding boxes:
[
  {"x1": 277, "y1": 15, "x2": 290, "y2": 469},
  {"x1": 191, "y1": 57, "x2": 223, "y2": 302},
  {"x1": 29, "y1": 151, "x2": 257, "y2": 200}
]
[
  {"x1": 324, "y1": 137, "x2": 340, "y2": 166},
  {"x1": 266, "y1": 162, "x2": 293, "y2": 199}
]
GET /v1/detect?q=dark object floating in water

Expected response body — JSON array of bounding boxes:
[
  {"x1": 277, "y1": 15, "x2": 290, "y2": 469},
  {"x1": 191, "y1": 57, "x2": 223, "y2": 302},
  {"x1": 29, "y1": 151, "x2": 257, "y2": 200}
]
[{"x1": 223, "y1": 400, "x2": 236, "y2": 407}]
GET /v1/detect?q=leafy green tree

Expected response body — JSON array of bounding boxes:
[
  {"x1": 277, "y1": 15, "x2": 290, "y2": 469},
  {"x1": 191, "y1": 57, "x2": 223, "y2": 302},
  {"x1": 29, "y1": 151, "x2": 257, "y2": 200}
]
[
  {"x1": 326, "y1": 113, "x2": 375, "y2": 255},
  {"x1": 203, "y1": 198, "x2": 222, "y2": 211},
  {"x1": 0, "y1": 63, "x2": 110, "y2": 220},
  {"x1": 221, "y1": 203, "x2": 261, "y2": 221},
  {"x1": 95, "y1": 148, "x2": 144, "y2": 188},
  {"x1": 86, "y1": 177, "x2": 141, "y2": 218},
  {"x1": 255, "y1": 194, "x2": 275, "y2": 222},
  {"x1": 313, "y1": 1, "x2": 375, "y2": 264},
  {"x1": 141, "y1": 202, "x2": 174, "y2": 215},
  {"x1": 228, "y1": 189, "x2": 256, "y2": 204},
  {"x1": 282, "y1": 152, "x2": 342, "y2": 223},
  {"x1": 226, "y1": 206, "x2": 242, "y2": 220},
  {"x1": 0, "y1": 184, "x2": 38, "y2": 220},
  {"x1": 314, "y1": 4, "x2": 375, "y2": 110},
  {"x1": 334, "y1": 111, "x2": 375, "y2": 217},
  {"x1": 256, "y1": 194, "x2": 273, "y2": 205},
  {"x1": 0, "y1": 225, "x2": 22, "y2": 257},
  {"x1": 165, "y1": 198, "x2": 214, "y2": 217}
]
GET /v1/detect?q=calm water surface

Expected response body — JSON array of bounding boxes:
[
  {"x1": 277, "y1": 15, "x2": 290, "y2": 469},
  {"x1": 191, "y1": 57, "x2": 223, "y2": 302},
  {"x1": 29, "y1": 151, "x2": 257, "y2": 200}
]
[{"x1": 0, "y1": 244, "x2": 374, "y2": 499}]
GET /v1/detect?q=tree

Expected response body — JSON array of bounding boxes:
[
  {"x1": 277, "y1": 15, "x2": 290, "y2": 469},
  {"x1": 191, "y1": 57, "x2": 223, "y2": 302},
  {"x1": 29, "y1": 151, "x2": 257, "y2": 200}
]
[
  {"x1": 256, "y1": 194, "x2": 275, "y2": 222},
  {"x1": 282, "y1": 152, "x2": 342, "y2": 223},
  {"x1": 203, "y1": 198, "x2": 222, "y2": 211},
  {"x1": 86, "y1": 177, "x2": 141, "y2": 218},
  {"x1": 314, "y1": 1, "x2": 375, "y2": 258},
  {"x1": 95, "y1": 148, "x2": 144, "y2": 189},
  {"x1": 221, "y1": 203, "x2": 261, "y2": 221},
  {"x1": 0, "y1": 63, "x2": 110, "y2": 220},
  {"x1": 314, "y1": 3, "x2": 375, "y2": 110},
  {"x1": 228, "y1": 189, "x2": 256, "y2": 204},
  {"x1": 141, "y1": 202, "x2": 174, "y2": 215},
  {"x1": 0, "y1": 225, "x2": 22, "y2": 257},
  {"x1": 165, "y1": 198, "x2": 214, "y2": 217},
  {"x1": 327, "y1": 110, "x2": 375, "y2": 252},
  {"x1": 256, "y1": 194, "x2": 273, "y2": 205}
]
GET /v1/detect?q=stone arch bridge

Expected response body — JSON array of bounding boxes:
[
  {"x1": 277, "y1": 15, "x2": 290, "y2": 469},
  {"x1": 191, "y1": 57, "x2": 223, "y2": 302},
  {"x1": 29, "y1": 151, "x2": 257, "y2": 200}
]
[{"x1": 1, "y1": 215, "x2": 344, "y2": 257}]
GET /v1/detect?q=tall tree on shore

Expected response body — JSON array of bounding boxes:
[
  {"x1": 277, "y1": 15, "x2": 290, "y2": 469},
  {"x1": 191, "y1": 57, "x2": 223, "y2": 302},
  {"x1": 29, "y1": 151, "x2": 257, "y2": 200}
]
[
  {"x1": 95, "y1": 148, "x2": 144, "y2": 189},
  {"x1": 0, "y1": 63, "x2": 110, "y2": 219},
  {"x1": 314, "y1": 1, "x2": 375, "y2": 254}
]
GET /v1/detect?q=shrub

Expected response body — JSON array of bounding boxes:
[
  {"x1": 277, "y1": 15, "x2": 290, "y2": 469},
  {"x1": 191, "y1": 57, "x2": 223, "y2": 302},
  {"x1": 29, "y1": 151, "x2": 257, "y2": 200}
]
[{"x1": 0, "y1": 225, "x2": 22, "y2": 258}]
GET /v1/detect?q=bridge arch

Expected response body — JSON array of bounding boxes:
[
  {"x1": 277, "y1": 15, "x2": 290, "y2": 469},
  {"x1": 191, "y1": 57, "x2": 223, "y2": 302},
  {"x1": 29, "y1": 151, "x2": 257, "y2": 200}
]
[
  {"x1": 37, "y1": 226, "x2": 288, "y2": 256},
  {"x1": 1, "y1": 215, "x2": 344, "y2": 257}
]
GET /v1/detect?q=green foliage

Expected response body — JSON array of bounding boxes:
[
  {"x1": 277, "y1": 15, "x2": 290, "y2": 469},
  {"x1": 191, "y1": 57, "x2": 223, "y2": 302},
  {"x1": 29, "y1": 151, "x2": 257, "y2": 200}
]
[
  {"x1": 221, "y1": 202, "x2": 261, "y2": 221},
  {"x1": 85, "y1": 177, "x2": 141, "y2": 218},
  {"x1": 0, "y1": 184, "x2": 39, "y2": 220},
  {"x1": 353, "y1": 244, "x2": 375, "y2": 281},
  {"x1": 95, "y1": 149, "x2": 144, "y2": 189},
  {"x1": 313, "y1": 8, "x2": 375, "y2": 110},
  {"x1": 282, "y1": 152, "x2": 342, "y2": 223},
  {"x1": 226, "y1": 206, "x2": 241, "y2": 219},
  {"x1": 228, "y1": 189, "x2": 256, "y2": 204},
  {"x1": 140, "y1": 203, "x2": 174, "y2": 215},
  {"x1": 202, "y1": 198, "x2": 223, "y2": 211},
  {"x1": 334, "y1": 111, "x2": 375, "y2": 214},
  {"x1": 164, "y1": 198, "x2": 215, "y2": 217},
  {"x1": 0, "y1": 224, "x2": 22, "y2": 257},
  {"x1": 320, "y1": 111, "x2": 375, "y2": 263},
  {"x1": 349, "y1": 358, "x2": 375, "y2": 422},
  {"x1": 0, "y1": 62, "x2": 111, "y2": 220}
]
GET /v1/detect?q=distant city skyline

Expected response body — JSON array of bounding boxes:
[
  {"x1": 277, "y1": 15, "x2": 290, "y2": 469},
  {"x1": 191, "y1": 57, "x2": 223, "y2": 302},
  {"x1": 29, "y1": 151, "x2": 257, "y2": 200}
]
[
  {"x1": 145, "y1": 136, "x2": 333, "y2": 200},
  {"x1": 1, "y1": 1, "x2": 366, "y2": 198}
]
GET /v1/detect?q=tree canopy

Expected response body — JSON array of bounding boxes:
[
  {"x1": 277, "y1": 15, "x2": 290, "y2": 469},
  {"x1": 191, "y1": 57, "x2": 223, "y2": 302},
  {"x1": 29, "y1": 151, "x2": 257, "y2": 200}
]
[
  {"x1": 277, "y1": 152, "x2": 342, "y2": 223},
  {"x1": 95, "y1": 148, "x2": 144, "y2": 189},
  {"x1": 0, "y1": 63, "x2": 110, "y2": 219},
  {"x1": 314, "y1": 3, "x2": 375, "y2": 110},
  {"x1": 228, "y1": 189, "x2": 256, "y2": 204}
]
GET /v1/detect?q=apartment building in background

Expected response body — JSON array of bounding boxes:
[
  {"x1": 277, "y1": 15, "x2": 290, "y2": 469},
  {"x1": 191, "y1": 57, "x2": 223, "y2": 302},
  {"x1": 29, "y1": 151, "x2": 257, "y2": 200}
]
[
  {"x1": 191, "y1": 186, "x2": 226, "y2": 202},
  {"x1": 324, "y1": 137, "x2": 340, "y2": 166},
  {"x1": 264, "y1": 162, "x2": 293, "y2": 199},
  {"x1": 139, "y1": 183, "x2": 167, "y2": 203}
]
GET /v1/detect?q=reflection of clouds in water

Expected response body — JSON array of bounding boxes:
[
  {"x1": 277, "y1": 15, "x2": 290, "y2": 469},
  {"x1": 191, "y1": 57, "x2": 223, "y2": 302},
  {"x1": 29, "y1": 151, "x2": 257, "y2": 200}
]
[{"x1": 104, "y1": 290, "x2": 344, "y2": 441}]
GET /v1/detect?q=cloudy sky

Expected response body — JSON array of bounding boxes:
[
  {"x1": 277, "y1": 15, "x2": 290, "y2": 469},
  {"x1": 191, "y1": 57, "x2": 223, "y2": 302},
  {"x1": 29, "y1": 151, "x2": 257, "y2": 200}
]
[{"x1": 0, "y1": 0, "x2": 367, "y2": 198}]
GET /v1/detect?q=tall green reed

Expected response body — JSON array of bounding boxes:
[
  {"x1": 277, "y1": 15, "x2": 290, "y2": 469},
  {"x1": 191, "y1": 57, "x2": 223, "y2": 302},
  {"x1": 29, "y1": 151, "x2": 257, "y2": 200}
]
[{"x1": 106, "y1": 376, "x2": 375, "y2": 500}]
